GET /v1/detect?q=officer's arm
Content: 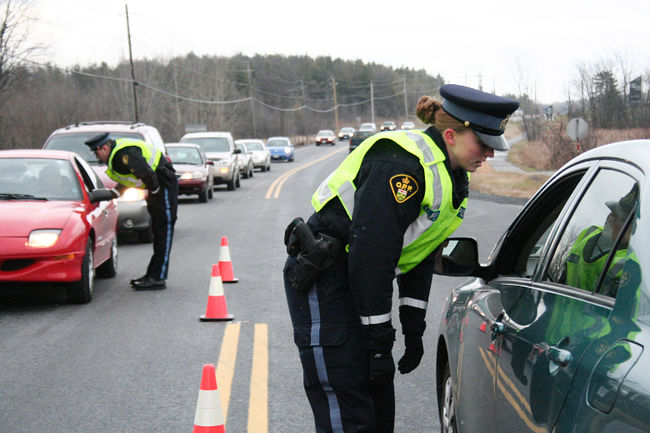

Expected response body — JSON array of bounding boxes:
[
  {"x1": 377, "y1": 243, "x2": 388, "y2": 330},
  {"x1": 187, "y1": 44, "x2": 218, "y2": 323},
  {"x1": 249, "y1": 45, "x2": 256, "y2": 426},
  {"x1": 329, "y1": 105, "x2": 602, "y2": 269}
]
[
  {"x1": 347, "y1": 141, "x2": 424, "y2": 351},
  {"x1": 122, "y1": 147, "x2": 160, "y2": 192},
  {"x1": 397, "y1": 251, "x2": 436, "y2": 336}
]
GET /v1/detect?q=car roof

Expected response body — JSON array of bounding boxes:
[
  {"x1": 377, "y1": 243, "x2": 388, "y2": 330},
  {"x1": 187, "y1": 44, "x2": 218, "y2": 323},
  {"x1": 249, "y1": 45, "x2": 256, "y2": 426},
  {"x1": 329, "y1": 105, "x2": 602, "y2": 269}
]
[
  {"x1": 49, "y1": 121, "x2": 156, "y2": 134},
  {"x1": 0, "y1": 149, "x2": 75, "y2": 160},
  {"x1": 181, "y1": 131, "x2": 232, "y2": 138},
  {"x1": 318, "y1": 130, "x2": 334, "y2": 133},
  {"x1": 235, "y1": 139, "x2": 264, "y2": 143},
  {"x1": 559, "y1": 139, "x2": 650, "y2": 172},
  {"x1": 267, "y1": 136, "x2": 290, "y2": 141},
  {"x1": 165, "y1": 142, "x2": 201, "y2": 149}
]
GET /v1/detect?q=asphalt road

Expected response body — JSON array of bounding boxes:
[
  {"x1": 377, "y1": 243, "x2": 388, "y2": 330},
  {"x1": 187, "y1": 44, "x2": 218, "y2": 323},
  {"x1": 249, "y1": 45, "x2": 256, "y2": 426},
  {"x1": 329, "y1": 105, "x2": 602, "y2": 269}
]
[{"x1": 0, "y1": 142, "x2": 524, "y2": 433}]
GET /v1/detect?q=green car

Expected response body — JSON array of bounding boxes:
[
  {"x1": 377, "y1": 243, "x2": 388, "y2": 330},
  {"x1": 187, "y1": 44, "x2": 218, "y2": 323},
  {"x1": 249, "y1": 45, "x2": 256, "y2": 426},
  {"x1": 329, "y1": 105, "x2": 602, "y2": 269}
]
[{"x1": 435, "y1": 139, "x2": 650, "y2": 432}]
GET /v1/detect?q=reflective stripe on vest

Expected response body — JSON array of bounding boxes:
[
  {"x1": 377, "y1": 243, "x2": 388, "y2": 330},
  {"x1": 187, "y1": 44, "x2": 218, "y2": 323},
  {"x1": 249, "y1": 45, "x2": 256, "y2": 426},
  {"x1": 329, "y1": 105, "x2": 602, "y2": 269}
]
[
  {"x1": 311, "y1": 130, "x2": 468, "y2": 275},
  {"x1": 106, "y1": 138, "x2": 162, "y2": 188}
]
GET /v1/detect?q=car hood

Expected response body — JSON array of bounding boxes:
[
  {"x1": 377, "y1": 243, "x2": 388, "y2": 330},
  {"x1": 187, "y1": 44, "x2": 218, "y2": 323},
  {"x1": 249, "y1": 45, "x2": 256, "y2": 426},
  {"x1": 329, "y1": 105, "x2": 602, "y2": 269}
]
[
  {"x1": 205, "y1": 152, "x2": 232, "y2": 160},
  {"x1": 173, "y1": 163, "x2": 206, "y2": 172},
  {"x1": 0, "y1": 201, "x2": 79, "y2": 236}
]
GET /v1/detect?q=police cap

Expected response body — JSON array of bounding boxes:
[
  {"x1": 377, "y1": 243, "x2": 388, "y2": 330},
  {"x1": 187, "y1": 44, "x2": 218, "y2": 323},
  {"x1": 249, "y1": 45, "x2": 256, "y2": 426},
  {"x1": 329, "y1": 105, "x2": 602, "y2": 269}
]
[
  {"x1": 606, "y1": 184, "x2": 638, "y2": 218},
  {"x1": 440, "y1": 84, "x2": 520, "y2": 150},
  {"x1": 84, "y1": 132, "x2": 112, "y2": 150}
]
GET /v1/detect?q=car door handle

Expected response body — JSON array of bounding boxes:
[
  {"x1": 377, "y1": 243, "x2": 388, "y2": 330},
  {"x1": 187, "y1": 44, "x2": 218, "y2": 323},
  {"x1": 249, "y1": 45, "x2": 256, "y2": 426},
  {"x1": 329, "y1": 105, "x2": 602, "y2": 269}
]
[{"x1": 547, "y1": 345, "x2": 572, "y2": 367}]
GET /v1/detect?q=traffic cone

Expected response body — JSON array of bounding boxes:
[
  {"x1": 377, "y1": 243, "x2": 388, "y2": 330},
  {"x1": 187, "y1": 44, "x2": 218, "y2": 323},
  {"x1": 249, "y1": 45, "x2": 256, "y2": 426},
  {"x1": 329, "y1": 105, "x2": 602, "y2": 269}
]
[
  {"x1": 200, "y1": 265, "x2": 234, "y2": 321},
  {"x1": 193, "y1": 364, "x2": 226, "y2": 433},
  {"x1": 218, "y1": 236, "x2": 238, "y2": 283}
]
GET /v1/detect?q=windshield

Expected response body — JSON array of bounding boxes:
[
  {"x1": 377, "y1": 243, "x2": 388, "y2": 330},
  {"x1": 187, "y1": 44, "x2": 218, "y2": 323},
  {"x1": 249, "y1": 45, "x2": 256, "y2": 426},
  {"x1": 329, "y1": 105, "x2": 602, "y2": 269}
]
[
  {"x1": 244, "y1": 141, "x2": 264, "y2": 151},
  {"x1": 44, "y1": 132, "x2": 143, "y2": 164},
  {"x1": 181, "y1": 137, "x2": 230, "y2": 152},
  {"x1": 167, "y1": 147, "x2": 202, "y2": 165},
  {"x1": 267, "y1": 139, "x2": 290, "y2": 147},
  {"x1": 0, "y1": 158, "x2": 82, "y2": 201},
  {"x1": 318, "y1": 130, "x2": 334, "y2": 136}
]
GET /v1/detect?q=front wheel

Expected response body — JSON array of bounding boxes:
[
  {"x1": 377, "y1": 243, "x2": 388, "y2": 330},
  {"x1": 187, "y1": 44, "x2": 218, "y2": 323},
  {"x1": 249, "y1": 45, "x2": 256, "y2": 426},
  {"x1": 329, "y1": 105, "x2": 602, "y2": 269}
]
[
  {"x1": 67, "y1": 238, "x2": 94, "y2": 304},
  {"x1": 439, "y1": 362, "x2": 458, "y2": 433}
]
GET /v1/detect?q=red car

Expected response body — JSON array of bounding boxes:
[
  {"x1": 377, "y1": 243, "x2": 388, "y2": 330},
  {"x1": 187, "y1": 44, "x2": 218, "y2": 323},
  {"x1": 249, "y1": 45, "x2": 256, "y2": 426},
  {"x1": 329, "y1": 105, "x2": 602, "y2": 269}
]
[
  {"x1": 0, "y1": 149, "x2": 118, "y2": 303},
  {"x1": 165, "y1": 143, "x2": 214, "y2": 203}
]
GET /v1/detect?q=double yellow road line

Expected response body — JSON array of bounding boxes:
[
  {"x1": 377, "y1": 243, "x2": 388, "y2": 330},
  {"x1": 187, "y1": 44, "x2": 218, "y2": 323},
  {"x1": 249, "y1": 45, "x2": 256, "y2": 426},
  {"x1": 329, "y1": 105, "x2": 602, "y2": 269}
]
[
  {"x1": 265, "y1": 148, "x2": 348, "y2": 199},
  {"x1": 216, "y1": 322, "x2": 269, "y2": 432}
]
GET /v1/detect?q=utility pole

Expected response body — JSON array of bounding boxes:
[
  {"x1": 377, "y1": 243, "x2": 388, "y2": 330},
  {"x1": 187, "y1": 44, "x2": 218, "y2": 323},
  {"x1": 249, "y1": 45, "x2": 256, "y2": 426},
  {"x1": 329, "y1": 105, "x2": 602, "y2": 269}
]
[
  {"x1": 247, "y1": 62, "x2": 256, "y2": 137},
  {"x1": 125, "y1": 4, "x2": 139, "y2": 122},
  {"x1": 403, "y1": 77, "x2": 408, "y2": 120},
  {"x1": 370, "y1": 80, "x2": 375, "y2": 125},
  {"x1": 331, "y1": 76, "x2": 339, "y2": 133},
  {"x1": 300, "y1": 80, "x2": 307, "y2": 136}
]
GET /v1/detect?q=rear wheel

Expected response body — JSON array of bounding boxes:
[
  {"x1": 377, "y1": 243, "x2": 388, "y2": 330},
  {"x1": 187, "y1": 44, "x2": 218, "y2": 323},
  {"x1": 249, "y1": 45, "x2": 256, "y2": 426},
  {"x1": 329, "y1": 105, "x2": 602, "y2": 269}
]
[
  {"x1": 207, "y1": 186, "x2": 213, "y2": 199},
  {"x1": 96, "y1": 236, "x2": 117, "y2": 278},
  {"x1": 67, "y1": 238, "x2": 94, "y2": 304},
  {"x1": 439, "y1": 362, "x2": 458, "y2": 433}
]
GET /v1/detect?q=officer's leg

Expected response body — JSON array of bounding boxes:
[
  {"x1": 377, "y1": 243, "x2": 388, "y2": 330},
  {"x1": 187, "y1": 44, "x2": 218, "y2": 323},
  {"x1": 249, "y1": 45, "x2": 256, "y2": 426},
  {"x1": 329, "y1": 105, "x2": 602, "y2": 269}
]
[
  {"x1": 146, "y1": 186, "x2": 176, "y2": 280},
  {"x1": 370, "y1": 377, "x2": 395, "y2": 433},
  {"x1": 284, "y1": 257, "x2": 375, "y2": 432}
]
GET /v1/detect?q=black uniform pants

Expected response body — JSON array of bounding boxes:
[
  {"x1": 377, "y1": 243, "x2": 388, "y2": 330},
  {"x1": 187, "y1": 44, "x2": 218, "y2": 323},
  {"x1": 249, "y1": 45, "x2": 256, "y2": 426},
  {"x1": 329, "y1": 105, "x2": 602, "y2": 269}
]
[
  {"x1": 146, "y1": 183, "x2": 178, "y2": 280},
  {"x1": 283, "y1": 255, "x2": 395, "y2": 433}
]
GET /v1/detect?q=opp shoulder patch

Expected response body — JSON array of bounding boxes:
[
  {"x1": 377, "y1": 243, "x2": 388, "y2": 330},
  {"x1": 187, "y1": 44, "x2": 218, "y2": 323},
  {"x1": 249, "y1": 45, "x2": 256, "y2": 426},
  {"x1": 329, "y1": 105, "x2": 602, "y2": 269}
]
[{"x1": 389, "y1": 174, "x2": 419, "y2": 203}]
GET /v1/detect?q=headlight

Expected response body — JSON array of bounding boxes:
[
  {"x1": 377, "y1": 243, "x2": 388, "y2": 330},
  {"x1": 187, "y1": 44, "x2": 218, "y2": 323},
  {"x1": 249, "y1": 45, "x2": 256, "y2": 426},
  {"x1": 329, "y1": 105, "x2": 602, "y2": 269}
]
[
  {"x1": 119, "y1": 188, "x2": 146, "y2": 202},
  {"x1": 180, "y1": 171, "x2": 203, "y2": 180},
  {"x1": 284, "y1": 147, "x2": 291, "y2": 154},
  {"x1": 27, "y1": 229, "x2": 61, "y2": 248}
]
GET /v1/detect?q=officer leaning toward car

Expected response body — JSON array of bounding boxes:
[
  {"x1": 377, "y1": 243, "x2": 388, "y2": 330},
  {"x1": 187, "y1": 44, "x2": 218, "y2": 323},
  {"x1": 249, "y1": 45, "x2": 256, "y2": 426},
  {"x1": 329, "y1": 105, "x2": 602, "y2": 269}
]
[
  {"x1": 85, "y1": 132, "x2": 178, "y2": 290},
  {"x1": 283, "y1": 84, "x2": 519, "y2": 433}
]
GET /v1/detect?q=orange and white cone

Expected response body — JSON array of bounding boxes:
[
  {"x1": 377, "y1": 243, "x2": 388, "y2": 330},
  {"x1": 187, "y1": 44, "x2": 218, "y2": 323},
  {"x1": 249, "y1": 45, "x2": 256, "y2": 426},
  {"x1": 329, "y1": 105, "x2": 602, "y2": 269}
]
[
  {"x1": 200, "y1": 265, "x2": 234, "y2": 321},
  {"x1": 218, "y1": 236, "x2": 238, "y2": 284},
  {"x1": 193, "y1": 364, "x2": 226, "y2": 433}
]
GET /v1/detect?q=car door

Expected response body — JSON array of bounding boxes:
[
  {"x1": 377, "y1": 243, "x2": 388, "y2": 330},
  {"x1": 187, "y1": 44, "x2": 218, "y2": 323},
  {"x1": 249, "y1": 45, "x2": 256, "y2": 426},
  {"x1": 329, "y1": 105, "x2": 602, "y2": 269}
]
[
  {"x1": 492, "y1": 165, "x2": 640, "y2": 432},
  {"x1": 75, "y1": 156, "x2": 116, "y2": 262}
]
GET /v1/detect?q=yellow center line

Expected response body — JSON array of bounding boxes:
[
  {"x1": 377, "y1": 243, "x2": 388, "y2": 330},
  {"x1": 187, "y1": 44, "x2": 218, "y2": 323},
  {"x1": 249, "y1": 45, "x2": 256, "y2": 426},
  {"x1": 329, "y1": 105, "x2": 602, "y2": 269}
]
[
  {"x1": 216, "y1": 322, "x2": 240, "y2": 424},
  {"x1": 265, "y1": 147, "x2": 348, "y2": 199},
  {"x1": 248, "y1": 323, "x2": 269, "y2": 433}
]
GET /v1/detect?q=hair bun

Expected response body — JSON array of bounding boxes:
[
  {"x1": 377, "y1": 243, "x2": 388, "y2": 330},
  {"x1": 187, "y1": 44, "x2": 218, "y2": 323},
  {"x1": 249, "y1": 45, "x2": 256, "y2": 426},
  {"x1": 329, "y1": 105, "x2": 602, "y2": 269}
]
[{"x1": 416, "y1": 95, "x2": 442, "y2": 125}]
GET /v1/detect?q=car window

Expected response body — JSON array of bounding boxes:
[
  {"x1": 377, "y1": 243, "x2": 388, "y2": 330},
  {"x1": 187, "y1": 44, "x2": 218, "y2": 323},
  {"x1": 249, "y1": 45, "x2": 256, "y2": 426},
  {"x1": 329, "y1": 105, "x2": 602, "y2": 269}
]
[
  {"x1": 267, "y1": 139, "x2": 289, "y2": 147},
  {"x1": 182, "y1": 137, "x2": 230, "y2": 152},
  {"x1": 45, "y1": 132, "x2": 144, "y2": 164},
  {"x1": 75, "y1": 156, "x2": 103, "y2": 192},
  {"x1": 545, "y1": 168, "x2": 638, "y2": 297},
  {"x1": 167, "y1": 147, "x2": 202, "y2": 164},
  {"x1": 245, "y1": 141, "x2": 264, "y2": 151},
  {"x1": 495, "y1": 170, "x2": 586, "y2": 278}
]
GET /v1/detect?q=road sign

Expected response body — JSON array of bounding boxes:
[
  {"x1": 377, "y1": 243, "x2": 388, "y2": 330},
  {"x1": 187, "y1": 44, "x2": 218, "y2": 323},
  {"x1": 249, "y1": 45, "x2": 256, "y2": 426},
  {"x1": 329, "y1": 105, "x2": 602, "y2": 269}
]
[{"x1": 567, "y1": 118, "x2": 588, "y2": 141}]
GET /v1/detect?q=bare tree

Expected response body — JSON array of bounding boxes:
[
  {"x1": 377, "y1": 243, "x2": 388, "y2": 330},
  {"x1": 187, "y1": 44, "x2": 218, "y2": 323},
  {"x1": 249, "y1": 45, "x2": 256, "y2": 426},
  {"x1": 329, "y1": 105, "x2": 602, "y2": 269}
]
[{"x1": 0, "y1": 0, "x2": 38, "y2": 106}]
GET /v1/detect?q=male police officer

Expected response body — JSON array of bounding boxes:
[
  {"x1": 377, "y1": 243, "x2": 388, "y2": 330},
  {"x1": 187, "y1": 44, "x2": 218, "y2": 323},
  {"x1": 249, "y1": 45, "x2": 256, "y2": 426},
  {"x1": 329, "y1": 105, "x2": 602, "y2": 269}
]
[
  {"x1": 85, "y1": 132, "x2": 178, "y2": 289},
  {"x1": 283, "y1": 84, "x2": 519, "y2": 432}
]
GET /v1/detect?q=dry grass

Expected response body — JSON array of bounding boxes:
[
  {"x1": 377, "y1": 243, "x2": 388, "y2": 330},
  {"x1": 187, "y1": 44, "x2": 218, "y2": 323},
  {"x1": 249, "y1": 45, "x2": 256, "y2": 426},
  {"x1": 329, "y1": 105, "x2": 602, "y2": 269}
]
[{"x1": 469, "y1": 162, "x2": 550, "y2": 199}]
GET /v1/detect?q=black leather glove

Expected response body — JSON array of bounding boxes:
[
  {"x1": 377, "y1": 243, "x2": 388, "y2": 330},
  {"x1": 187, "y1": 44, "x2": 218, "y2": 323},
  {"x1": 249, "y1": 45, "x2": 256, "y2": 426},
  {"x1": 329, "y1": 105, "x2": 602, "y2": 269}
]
[
  {"x1": 368, "y1": 350, "x2": 395, "y2": 385},
  {"x1": 397, "y1": 333, "x2": 424, "y2": 374}
]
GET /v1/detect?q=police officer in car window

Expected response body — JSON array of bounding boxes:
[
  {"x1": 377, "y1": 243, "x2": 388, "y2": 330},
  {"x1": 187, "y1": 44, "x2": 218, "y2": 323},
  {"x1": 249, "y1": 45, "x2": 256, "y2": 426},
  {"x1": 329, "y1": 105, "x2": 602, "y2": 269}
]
[
  {"x1": 85, "y1": 133, "x2": 178, "y2": 290},
  {"x1": 283, "y1": 84, "x2": 519, "y2": 433}
]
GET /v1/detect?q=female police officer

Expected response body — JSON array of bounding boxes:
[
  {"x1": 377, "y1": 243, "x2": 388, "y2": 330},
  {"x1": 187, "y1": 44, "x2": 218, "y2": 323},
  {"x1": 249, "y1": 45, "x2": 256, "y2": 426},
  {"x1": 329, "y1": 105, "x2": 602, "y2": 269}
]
[{"x1": 283, "y1": 84, "x2": 519, "y2": 433}]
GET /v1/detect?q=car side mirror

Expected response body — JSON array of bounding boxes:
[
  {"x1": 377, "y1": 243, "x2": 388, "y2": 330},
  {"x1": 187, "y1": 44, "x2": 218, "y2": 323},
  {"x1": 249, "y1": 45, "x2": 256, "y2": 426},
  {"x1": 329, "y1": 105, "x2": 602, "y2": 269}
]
[
  {"x1": 89, "y1": 189, "x2": 114, "y2": 203},
  {"x1": 434, "y1": 237, "x2": 481, "y2": 276},
  {"x1": 233, "y1": 148, "x2": 242, "y2": 154},
  {"x1": 206, "y1": 161, "x2": 214, "y2": 166}
]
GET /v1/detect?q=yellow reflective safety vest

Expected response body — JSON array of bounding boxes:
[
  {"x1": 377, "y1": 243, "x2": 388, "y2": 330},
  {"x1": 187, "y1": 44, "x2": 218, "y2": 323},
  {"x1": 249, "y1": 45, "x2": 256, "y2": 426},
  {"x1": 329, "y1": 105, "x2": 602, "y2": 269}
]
[
  {"x1": 566, "y1": 226, "x2": 629, "y2": 292},
  {"x1": 106, "y1": 138, "x2": 162, "y2": 189},
  {"x1": 311, "y1": 130, "x2": 469, "y2": 274}
]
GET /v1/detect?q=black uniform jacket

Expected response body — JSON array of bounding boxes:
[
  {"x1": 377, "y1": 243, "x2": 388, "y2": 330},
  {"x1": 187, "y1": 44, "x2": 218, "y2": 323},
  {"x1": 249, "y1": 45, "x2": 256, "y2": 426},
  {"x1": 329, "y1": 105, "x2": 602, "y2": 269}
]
[{"x1": 306, "y1": 127, "x2": 469, "y2": 342}]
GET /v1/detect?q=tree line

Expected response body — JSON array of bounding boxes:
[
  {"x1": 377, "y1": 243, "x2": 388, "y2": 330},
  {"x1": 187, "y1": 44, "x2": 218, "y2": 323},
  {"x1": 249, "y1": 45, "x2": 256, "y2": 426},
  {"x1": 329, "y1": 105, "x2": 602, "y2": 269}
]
[{"x1": 0, "y1": 52, "x2": 446, "y2": 148}]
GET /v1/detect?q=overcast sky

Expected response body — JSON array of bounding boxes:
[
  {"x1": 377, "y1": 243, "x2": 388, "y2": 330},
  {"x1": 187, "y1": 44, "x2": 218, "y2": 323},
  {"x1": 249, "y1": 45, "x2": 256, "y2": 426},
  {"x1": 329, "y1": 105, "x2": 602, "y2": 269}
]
[{"x1": 25, "y1": 0, "x2": 650, "y2": 104}]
